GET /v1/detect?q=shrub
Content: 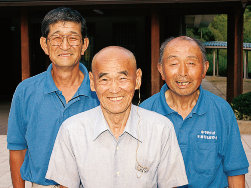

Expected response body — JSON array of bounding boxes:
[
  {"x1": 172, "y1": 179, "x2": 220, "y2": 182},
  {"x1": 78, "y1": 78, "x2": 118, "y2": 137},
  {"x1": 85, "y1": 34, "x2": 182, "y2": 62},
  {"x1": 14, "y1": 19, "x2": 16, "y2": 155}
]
[{"x1": 231, "y1": 92, "x2": 251, "y2": 120}]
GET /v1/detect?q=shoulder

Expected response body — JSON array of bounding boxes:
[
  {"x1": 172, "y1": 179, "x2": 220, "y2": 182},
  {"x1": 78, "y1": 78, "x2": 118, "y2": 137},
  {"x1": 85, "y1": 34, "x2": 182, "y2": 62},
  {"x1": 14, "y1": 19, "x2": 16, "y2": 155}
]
[
  {"x1": 140, "y1": 92, "x2": 161, "y2": 110},
  {"x1": 202, "y1": 89, "x2": 232, "y2": 112},
  {"x1": 61, "y1": 106, "x2": 100, "y2": 130},
  {"x1": 14, "y1": 71, "x2": 47, "y2": 96},
  {"x1": 137, "y1": 106, "x2": 173, "y2": 128}
]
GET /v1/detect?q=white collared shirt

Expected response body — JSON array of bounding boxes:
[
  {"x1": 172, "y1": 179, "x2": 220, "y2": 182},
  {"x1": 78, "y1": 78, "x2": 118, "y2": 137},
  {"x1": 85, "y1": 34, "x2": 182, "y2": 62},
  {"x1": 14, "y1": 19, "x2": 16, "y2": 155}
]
[{"x1": 46, "y1": 105, "x2": 188, "y2": 188}]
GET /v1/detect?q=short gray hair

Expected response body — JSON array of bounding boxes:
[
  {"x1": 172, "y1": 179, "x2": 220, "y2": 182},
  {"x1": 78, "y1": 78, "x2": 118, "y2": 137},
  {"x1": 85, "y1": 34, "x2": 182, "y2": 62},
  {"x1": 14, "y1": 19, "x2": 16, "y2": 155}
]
[{"x1": 159, "y1": 36, "x2": 207, "y2": 66}]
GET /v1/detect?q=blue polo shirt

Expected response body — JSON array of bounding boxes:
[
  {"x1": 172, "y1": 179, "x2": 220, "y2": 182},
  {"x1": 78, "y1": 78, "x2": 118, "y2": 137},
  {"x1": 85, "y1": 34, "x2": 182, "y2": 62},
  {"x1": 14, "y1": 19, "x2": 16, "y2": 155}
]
[
  {"x1": 140, "y1": 83, "x2": 249, "y2": 188},
  {"x1": 7, "y1": 63, "x2": 99, "y2": 186}
]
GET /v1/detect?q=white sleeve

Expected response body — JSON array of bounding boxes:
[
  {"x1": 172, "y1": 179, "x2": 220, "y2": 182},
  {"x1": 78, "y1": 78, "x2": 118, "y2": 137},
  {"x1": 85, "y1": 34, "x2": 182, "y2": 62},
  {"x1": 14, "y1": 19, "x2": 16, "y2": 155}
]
[
  {"x1": 157, "y1": 125, "x2": 188, "y2": 188},
  {"x1": 46, "y1": 124, "x2": 81, "y2": 188}
]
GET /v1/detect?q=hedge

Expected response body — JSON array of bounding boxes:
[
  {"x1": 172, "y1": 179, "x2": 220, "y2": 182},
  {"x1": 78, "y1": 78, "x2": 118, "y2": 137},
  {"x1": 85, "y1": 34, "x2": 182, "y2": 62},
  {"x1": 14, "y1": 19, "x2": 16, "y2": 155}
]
[{"x1": 231, "y1": 91, "x2": 251, "y2": 120}]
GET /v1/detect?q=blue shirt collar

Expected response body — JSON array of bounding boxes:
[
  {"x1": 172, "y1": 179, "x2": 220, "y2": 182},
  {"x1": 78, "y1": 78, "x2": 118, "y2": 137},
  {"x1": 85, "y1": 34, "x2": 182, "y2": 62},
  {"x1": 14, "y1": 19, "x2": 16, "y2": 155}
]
[
  {"x1": 44, "y1": 63, "x2": 92, "y2": 97},
  {"x1": 190, "y1": 85, "x2": 207, "y2": 116},
  {"x1": 159, "y1": 83, "x2": 207, "y2": 116},
  {"x1": 93, "y1": 105, "x2": 141, "y2": 142}
]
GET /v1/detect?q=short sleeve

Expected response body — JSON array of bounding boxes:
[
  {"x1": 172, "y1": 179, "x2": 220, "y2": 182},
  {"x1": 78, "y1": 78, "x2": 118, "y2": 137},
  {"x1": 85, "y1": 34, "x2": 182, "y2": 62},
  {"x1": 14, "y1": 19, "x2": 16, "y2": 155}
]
[
  {"x1": 223, "y1": 108, "x2": 249, "y2": 176},
  {"x1": 46, "y1": 124, "x2": 81, "y2": 188},
  {"x1": 157, "y1": 125, "x2": 188, "y2": 187},
  {"x1": 7, "y1": 86, "x2": 27, "y2": 150}
]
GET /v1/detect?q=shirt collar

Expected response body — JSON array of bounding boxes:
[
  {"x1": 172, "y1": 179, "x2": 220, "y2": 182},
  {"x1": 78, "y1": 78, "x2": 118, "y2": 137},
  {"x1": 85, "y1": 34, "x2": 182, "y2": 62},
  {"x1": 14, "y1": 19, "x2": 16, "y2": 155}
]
[
  {"x1": 93, "y1": 105, "x2": 141, "y2": 142},
  {"x1": 159, "y1": 84, "x2": 176, "y2": 116},
  {"x1": 124, "y1": 105, "x2": 141, "y2": 142},
  {"x1": 44, "y1": 64, "x2": 58, "y2": 94},
  {"x1": 189, "y1": 85, "x2": 207, "y2": 116},
  {"x1": 93, "y1": 106, "x2": 110, "y2": 141},
  {"x1": 159, "y1": 84, "x2": 207, "y2": 117},
  {"x1": 44, "y1": 63, "x2": 92, "y2": 97}
]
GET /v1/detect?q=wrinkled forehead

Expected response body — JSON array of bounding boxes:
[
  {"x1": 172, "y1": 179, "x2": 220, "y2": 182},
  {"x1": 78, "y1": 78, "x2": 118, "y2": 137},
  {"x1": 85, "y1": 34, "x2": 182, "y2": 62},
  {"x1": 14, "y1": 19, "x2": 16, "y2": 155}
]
[{"x1": 164, "y1": 38, "x2": 203, "y2": 60}]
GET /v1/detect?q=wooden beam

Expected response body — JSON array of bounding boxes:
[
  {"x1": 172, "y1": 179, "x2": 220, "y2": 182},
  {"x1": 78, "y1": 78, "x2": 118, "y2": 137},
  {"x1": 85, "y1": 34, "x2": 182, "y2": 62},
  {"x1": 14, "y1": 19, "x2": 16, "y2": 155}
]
[
  {"x1": 151, "y1": 6, "x2": 160, "y2": 96},
  {"x1": 21, "y1": 10, "x2": 30, "y2": 81},
  {"x1": 0, "y1": 0, "x2": 247, "y2": 6},
  {"x1": 227, "y1": 4, "x2": 244, "y2": 103}
]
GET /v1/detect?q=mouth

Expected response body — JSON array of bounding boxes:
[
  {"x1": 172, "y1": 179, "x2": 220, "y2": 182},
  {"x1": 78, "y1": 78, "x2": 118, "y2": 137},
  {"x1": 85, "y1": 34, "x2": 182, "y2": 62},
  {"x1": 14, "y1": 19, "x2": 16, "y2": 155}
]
[
  {"x1": 108, "y1": 96, "x2": 123, "y2": 101},
  {"x1": 176, "y1": 81, "x2": 190, "y2": 86},
  {"x1": 58, "y1": 53, "x2": 73, "y2": 57}
]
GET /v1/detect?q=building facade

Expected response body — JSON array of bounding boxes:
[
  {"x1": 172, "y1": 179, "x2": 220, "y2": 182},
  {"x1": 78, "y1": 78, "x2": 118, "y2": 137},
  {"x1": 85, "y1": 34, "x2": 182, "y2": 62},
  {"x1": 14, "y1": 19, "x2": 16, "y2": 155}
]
[{"x1": 0, "y1": 0, "x2": 249, "y2": 102}]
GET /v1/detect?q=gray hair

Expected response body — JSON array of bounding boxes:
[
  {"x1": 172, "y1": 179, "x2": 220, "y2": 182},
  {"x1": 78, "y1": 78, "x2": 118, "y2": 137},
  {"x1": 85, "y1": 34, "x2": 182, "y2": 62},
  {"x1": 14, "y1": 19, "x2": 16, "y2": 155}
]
[{"x1": 159, "y1": 36, "x2": 207, "y2": 66}]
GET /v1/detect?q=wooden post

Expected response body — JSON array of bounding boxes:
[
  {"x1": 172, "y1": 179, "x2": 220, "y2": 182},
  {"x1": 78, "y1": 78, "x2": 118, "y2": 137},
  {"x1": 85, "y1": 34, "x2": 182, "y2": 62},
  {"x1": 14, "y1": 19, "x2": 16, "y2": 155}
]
[
  {"x1": 247, "y1": 51, "x2": 249, "y2": 78},
  {"x1": 21, "y1": 10, "x2": 30, "y2": 81},
  {"x1": 227, "y1": 5, "x2": 244, "y2": 103},
  {"x1": 151, "y1": 6, "x2": 160, "y2": 95},
  {"x1": 217, "y1": 49, "x2": 219, "y2": 76},
  {"x1": 244, "y1": 50, "x2": 247, "y2": 79},
  {"x1": 213, "y1": 49, "x2": 215, "y2": 76}
]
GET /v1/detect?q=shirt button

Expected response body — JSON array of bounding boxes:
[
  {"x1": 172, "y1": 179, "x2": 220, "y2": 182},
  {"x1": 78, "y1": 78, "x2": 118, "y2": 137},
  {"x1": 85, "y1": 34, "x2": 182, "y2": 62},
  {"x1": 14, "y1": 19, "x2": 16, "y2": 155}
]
[
  {"x1": 117, "y1": 171, "x2": 120, "y2": 176},
  {"x1": 116, "y1": 146, "x2": 119, "y2": 150}
]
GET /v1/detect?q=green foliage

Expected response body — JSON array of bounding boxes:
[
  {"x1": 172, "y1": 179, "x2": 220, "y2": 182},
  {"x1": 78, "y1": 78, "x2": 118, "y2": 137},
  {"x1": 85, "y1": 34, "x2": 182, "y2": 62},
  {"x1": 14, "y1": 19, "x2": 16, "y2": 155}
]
[
  {"x1": 231, "y1": 92, "x2": 251, "y2": 120},
  {"x1": 187, "y1": 9, "x2": 251, "y2": 76},
  {"x1": 209, "y1": 15, "x2": 227, "y2": 41},
  {"x1": 244, "y1": 6, "x2": 251, "y2": 43}
]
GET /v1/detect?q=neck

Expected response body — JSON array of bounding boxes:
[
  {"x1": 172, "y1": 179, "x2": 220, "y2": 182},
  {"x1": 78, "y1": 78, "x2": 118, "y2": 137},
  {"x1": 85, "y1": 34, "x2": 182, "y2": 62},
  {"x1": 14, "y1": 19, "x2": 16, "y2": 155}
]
[
  {"x1": 51, "y1": 64, "x2": 84, "y2": 103},
  {"x1": 102, "y1": 105, "x2": 131, "y2": 140},
  {"x1": 165, "y1": 89, "x2": 200, "y2": 120}
]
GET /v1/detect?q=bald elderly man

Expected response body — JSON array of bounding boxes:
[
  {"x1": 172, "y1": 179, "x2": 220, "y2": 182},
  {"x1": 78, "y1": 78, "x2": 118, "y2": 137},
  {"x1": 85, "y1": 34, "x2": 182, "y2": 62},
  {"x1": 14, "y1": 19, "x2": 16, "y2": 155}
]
[
  {"x1": 46, "y1": 46, "x2": 188, "y2": 188},
  {"x1": 140, "y1": 36, "x2": 249, "y2": 188}
]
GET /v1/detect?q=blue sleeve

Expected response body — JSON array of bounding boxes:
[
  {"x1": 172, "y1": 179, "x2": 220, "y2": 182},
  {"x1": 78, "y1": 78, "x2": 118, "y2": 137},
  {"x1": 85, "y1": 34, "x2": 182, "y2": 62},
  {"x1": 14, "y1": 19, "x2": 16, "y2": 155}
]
[
  {"x1": 223, "y1": 105, "x2": 249, "y2": 176},
  {"x1": 7, "y1": 84, "x2": 28, "y2": 150}
]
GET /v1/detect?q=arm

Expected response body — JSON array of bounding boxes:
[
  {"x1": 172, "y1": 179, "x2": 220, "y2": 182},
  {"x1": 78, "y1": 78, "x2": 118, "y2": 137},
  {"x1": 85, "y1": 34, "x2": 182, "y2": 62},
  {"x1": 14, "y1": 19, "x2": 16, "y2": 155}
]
[
  {"x1": 9, "y1": 149, "x2": 27, "y2": 188},
  {"x1": 228, "y1": 175, "x2": 245, "y2": 188}
]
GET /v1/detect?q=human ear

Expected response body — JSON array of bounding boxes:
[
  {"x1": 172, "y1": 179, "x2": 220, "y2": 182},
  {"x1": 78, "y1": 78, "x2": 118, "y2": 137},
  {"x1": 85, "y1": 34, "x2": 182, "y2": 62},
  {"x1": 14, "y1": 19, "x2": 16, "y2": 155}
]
[
  {"x1": 202, "y1": 61, "x2": 209, "y2": 79},
  {"x1": 89, "y1": 72, "x2": 96, "y2": 92},
  {"x1": 81, "y1": 38, "x2": 89, "y2": 55},
  {"x1": 40, "y1": 37, "x2": 49, "y2": 55},
  {"x1": 135, "y1": 68, "x2": 142, "y2": 90},
  {"x1": 157, "y1": 63, "x2": 165, "y2": 81}
]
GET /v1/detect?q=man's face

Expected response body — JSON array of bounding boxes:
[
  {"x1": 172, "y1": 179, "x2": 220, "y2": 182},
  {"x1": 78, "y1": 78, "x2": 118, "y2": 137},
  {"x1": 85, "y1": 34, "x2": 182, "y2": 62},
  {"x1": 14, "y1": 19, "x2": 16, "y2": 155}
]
[
  {"x1": 90, "y1": 48, "x2": 142, "y2": 115},
  {"x1": 158, "y1": 39, "x2": 209, "y2": 97},
  {"x1": 40, "y1": 21, "x2": 89, "y2": 69}
]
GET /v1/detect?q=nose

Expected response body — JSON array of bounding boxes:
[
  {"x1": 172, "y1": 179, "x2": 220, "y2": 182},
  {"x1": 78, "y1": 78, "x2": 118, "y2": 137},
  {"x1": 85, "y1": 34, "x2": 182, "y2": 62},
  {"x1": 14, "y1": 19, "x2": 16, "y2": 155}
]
[
  {"x1": 59, "y1": 36, "x2": 71, "y2": 50},
  {"x1": 178, "y1": 62, "x2": 188, "y2": 77},
  {"x1": 108, "y1": 80, "x2": 121, "y2": 93}
]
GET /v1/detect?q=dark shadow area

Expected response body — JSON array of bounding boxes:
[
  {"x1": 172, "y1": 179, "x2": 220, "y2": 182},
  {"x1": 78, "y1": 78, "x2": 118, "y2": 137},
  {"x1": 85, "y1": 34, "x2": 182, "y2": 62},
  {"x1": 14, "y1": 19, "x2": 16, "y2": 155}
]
[{"x1": 0, "y1": 95, "x2": 12, "y2": 135}]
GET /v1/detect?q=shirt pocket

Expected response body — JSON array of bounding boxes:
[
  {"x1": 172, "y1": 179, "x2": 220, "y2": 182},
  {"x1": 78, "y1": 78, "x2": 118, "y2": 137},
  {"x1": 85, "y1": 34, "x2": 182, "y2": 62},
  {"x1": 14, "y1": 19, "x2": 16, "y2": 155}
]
[
  {"x1": 193, "y1": 142, "x2": 217, "y2": 175},
  {"x1": 134, "y1": 162, "x2": 157, "y2": 188}
]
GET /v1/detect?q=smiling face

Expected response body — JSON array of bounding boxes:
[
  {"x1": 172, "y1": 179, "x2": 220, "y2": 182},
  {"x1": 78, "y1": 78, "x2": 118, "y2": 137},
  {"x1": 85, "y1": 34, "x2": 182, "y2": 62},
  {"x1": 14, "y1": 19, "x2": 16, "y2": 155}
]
[
  {"x1": 90, "y1": 47, "x2": 142, "y2": 116},
  {"x1": 40, "y1": 21, "x2": 89, "y2": 69},
  {"x1": 158, "y1": 38, "x2": 209, "y2": 97}
]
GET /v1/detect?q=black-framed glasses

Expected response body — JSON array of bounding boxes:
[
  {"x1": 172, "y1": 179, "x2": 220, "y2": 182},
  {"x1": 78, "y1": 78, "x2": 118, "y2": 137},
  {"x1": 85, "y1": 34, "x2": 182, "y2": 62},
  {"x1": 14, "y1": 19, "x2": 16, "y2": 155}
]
[{"x1": 47, "y1": 34, "x2": 83, "y2": 46}]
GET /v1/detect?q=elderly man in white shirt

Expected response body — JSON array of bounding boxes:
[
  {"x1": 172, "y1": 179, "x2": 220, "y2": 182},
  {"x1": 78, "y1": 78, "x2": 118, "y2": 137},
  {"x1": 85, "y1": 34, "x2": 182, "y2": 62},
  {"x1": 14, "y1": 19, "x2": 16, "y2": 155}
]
[{"x1": 46, "y1": 46, "x2": 188, "y2": 188}]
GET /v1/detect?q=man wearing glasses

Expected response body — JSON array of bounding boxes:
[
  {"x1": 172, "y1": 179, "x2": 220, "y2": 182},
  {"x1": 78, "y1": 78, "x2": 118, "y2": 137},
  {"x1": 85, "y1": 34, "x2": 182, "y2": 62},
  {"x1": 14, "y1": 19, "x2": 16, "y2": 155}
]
[{"x1": 7, "y1": 7, "x2": 99, "y2": 188}]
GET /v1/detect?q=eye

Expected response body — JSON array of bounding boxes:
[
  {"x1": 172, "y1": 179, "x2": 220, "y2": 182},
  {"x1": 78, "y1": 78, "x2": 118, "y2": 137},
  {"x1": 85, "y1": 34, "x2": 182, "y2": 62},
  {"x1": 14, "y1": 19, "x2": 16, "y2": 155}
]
[
  {"x1": 50, "y1": 35, "x2": 62, "y2": 41},
  {"x1": 68, "y1": 36, "x2": 79, "y2": 41},
  {"x1": 188, "y1": 62, "x2": 196, "y2": 65},
  {"x1": 99, "y1": 78, "x2": 108, "y2": 84},
  {"x1": 169, "y1": 62, "x2": 178, "y2": 66},
  {"x1": 168, "y1": 60, "x2": 178, "y2": 66}
]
